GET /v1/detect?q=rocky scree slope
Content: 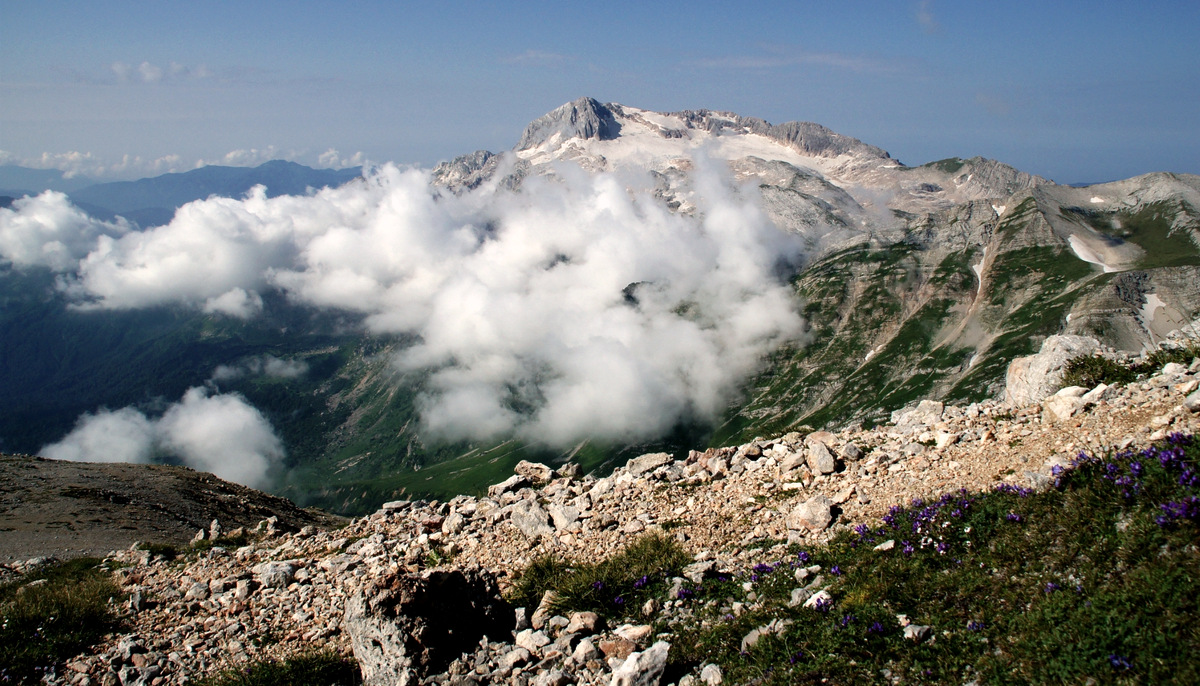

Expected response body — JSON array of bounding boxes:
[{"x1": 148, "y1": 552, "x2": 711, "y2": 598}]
[{"x1": 20, "y1": 327, "x2": 1200, "y2": 686}]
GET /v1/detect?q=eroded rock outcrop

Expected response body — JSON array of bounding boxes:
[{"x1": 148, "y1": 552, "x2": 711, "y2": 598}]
[
  {"x1": 344, "y1": 568, "x2": 514, "y2": 686},
  {"x1": 1004, "y1": 335, "x2": 1101, "y2": 406}
]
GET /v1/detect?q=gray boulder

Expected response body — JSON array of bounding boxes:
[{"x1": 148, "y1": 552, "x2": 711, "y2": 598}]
[
  {"x1": 806, "y1": 442, "x2": 836, "y2": 475},
  {"x1": 515, "y1": 460, "x2": 555, "y2": 486},
  {"x1": 1005, "y1": 335, "x2": 1100, "y2": 406},
  {"x1": 610, "y1": 640, "x2": 670, "y2": 686},
  {"x1": 511, "y1": 499, "x2": 554, "y2": 539},
  {"x1": 788, "y1": 495, "x2": 833, "y2": 532},
  {"x1": 344, "y1": 568, "x2": 514, "y2": 686},
  {"x1": 252, "y1": 561, "x2": 296, "y2": 589},
  {"x1": 627, "y1": 452, "x2": 674, "y2": 476},
  {"x1": 488, "y1": 474, "x2": 529, "y2": 498}
]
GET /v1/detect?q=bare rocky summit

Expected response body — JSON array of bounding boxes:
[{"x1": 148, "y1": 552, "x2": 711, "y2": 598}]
[{"x1": 0, "y1": 457, "x2": 343, "y2": 563}]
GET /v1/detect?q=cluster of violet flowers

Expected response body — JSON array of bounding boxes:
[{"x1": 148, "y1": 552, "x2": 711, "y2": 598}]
[
  {"x1": 852, "y1": 489, "x2": 1015, "y2": 558},
  {"x1": 1070, "y1": 433, "x2": 1199, "y2": 527}
]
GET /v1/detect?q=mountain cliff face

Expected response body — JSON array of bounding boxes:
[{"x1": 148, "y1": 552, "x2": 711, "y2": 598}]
[{"x1": 3, "y1": 99, "x2": 1198, "y2": 514}]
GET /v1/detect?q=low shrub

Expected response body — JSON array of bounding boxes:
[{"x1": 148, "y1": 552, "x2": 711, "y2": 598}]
[{"x1": 1061, "y1": 354, "x2": 1135, "y2": 388}]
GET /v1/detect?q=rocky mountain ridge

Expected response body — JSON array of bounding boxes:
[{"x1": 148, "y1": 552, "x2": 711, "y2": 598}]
[{"x1": 13, "y1": 324, "x2": 1200, "y2": 685}]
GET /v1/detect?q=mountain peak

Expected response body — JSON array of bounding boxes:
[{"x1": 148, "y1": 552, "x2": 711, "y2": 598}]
[{"x1": 516, "y1": 97, "x2": 622, "y2": 151}]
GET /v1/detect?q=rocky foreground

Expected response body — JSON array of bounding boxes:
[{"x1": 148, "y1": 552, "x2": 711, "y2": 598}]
[{"x1": 11, "y1": 340, "x2": 1200, "y2": 686}]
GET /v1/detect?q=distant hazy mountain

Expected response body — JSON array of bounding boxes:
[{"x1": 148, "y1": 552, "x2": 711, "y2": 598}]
[
  {"x1": 1, "y1": 160, "x2": 363, "y2": 228},
  {"x1": 0, "y1": 165, "x2": 99, "y2": 195}
]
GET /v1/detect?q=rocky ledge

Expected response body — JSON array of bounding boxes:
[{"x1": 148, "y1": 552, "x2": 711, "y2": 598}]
[{"x1": 10, "y1": 341, "x2": 1200, "y2": 686}]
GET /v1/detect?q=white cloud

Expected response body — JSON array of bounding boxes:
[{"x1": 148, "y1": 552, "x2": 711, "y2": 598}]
[
  {"x1": 41, "y1": 388, "x2": 283, "y2": 489},
  {"x1": 504, "y1": 50, "x2": 574, "y2": 66},
  {"x1": 317, "y1": 148, "x2": 366, "y2": 168},
  {"x1": 13, "y1": 158, "x2": 809, "y2": 448},
  {"x1": 0, "y1": 149, "x2": 190, "y2": 179},
  {"x1": 916, "y1": 0, "x2": 940, "y2": 33},
  {"x1": 0, "y1": 192, "x2": 130, "y2": 270},
  {"x1": 137, "y1": 61, "x2": 164, "y2": 83},
  {"x1": 692, "y1": 47, "x2": 903, "y2": 74},
  {"x1": 157, "y1": 387, "x2": 284, "y2": 489},
  {"x1": 110, "y1": 60, "x2": 212, "y2": 84},
  {"x1": 211, "y1": 355, "x2": 309, "y2": 382},
  {"x1": 40, "y1": 408, "x2": 156, "y2": 464}
]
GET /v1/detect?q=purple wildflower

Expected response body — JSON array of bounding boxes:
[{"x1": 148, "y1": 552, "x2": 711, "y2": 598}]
[
  {"x1": 633, "y1": 575, "x2": 649, "y2": 589},
  {"x1": 1109, "y1": 654, "x2": 1133, "y2": 671}
]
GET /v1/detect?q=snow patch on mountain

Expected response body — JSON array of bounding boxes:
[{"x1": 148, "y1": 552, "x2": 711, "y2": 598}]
[{"x1": 1067, "y1": 235, "x2": 1121, "y2": 273}]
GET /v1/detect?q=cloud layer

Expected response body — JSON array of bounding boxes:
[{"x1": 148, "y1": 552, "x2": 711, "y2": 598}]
[
  {"x1": 41, "y1": 387, "x2": 283, "y2": 488},
  {"x1": 6, "y1": 159, "x2": 807, "y2": 448}
]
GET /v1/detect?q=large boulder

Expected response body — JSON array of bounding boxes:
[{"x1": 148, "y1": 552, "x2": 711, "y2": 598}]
[
  {"x1": 514, "y1": 460, "x2": 555, "y2": 486},
  {"x1": 1004, "y1": 335, "x2": 1100, "y2": 407},
  {"x1": 806, "y1": 442, "x2": 837, "y2": 475},
  {"x1": 510, "y1": 499, "x2": 554, "y2": 539},
  {"x1": 626, "y1": 452, "x2": 673, "y2": 476},
  {"x1": 787, "y1": 495, "x2": 833, "y2": 532},
  {"x1": 610, "y1": 641, "x2": 671, "y2": 686},
  {"x1": 344, "y1": 568, "x2": 514, "y2": 686}
]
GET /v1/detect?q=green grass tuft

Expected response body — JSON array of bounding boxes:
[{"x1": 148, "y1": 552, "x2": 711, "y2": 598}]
[
  {"x1": 0, "y1": 558, "x2": 124, "y2": 685},
  {"x1": 195, "y1": 650, "x2": 361, "y2": 686},
  {"x1": 508, "y1": 533, "x2": 691, "y2": 618}
]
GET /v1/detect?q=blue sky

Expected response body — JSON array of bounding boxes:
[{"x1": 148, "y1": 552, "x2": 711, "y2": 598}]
[{"x1": 2, "y1": 1, "x2": 1197, "y2": 183}]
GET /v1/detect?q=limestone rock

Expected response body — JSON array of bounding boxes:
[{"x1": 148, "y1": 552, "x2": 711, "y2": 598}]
[
  {"x1": 488, "y1": 474, "x2": 529, "y2": 498},
  {"x1": 610, "y1": 640, "x2": 670, "y2": 686},
  {"x1": 806, "y1": 443, "x2": 836, "y2": 475},
  {"x1": 514, "y1": 460, "x2": 555, "y2": 486},
  {"x1": 566, "y1": 611, "x2": 603, "y2": 636},
  {"x1": 1005, "y1": 335, "x2": 1100, "y2": 406},
  {"x1": 788, "y1": 495, "x2": 833, "y2": 532},
  {"x1": 511, "y1": 499, "x2": 554, "y2": 539},
  {"x1": 344, "y1": 568, "x2": 514, "y2": 686},
  {"x1": 252, "y1": 561, "x2": 296, "y2": 589},
  {"x1": 627, "y1": 453, "x2": 673, "y2": 476},
  {"x1": 700, "y1": 664, "x2": 723, "y2": 685},
  {"x1": 1043, "y1": 391, "x2": 1085, "y2": 422},
  {"x1": 1184, "y1": 389, "x2": 1200, "y2": 413}
]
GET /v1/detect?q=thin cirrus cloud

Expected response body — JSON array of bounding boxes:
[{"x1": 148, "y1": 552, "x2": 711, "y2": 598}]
[
  {"x1": 2, "y1": 157, "x2": 810, "y2": 449},
  {"x1": 110, "y1": 60, "x2": 213, "y2": 84},
  {"x1": 691, "y1": 47, "x2": 905, "y2": 75},
  {"x1": 915, "y1": 0, "x2": 939, "y2": 34},
  {"x1": 503, "y1": 50, "x2": 575, "y2": 66}
]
